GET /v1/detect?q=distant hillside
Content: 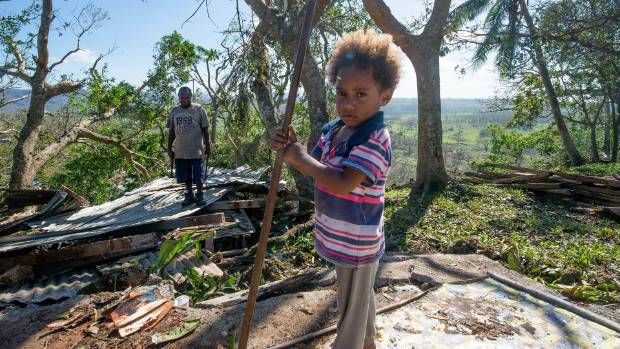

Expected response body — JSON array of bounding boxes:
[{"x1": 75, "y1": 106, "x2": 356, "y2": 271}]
[
  {"x1": 383, "y1": 98, "x2": 513, "y2": 125},
  {"x1": 0, "y1": 88, "x2": 213, "y2": 114},
  {"x1": 2, "y1": 89, "x2": 511, "y2": 124},
  {"x1": 1, "y1": 89, "x2": 69, "y2": 113}
]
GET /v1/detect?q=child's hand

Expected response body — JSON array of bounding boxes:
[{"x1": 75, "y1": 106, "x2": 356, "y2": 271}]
[
  {"x1": 270, "y1": 127, "x2": 306, "y2": 166},
  {"x1": 270, "y1": 126, "x2": 300, "y2": 150}
]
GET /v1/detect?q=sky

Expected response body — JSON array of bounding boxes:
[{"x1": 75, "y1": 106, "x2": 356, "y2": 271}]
[{"x1": 1, "y1": 0, "x2": 503, "y2": 99}]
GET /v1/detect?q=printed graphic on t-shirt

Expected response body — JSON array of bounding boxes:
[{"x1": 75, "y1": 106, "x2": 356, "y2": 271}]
[{"x1": 175, "y1": 113, "x2": 195, "y2": 133}]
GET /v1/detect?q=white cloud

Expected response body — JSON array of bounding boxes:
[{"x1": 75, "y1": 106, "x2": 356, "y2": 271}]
[
  {"x1": 64, "y1": 48, "x2": 99, "y2": 64},
  {"x1": 393, "y1": 50, "x2": 503, "y2": 99}
]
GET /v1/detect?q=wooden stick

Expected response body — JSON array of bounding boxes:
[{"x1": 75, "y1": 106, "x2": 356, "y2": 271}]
[{"x1": 238, "y1": 1, "x2": 318, "y2": 348}]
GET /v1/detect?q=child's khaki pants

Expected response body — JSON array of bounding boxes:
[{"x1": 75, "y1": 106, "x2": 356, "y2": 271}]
[{"x1": 333, "y1": 260, "x2": 379, "y2": 349}]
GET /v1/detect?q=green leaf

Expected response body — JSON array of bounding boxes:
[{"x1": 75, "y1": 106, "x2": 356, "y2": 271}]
[{"x1": 151, "y1": 319, "x2": 200, "y2": 345}]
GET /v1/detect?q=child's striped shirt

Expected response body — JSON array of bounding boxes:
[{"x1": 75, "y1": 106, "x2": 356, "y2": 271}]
[{"x1": 310, "y1": 113, "x2": 392, "y2": 267}]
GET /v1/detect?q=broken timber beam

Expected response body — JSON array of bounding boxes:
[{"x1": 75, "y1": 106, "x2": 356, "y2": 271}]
[
  {"x1": 490, "y1": 183, "x2": 564, "y2": 190},
  {"x1": 121, "y1": 213, "x2": 225, "y2": 233},
  {"x1": 486, "y1": 164, "x2": 550, "y2": 176},
  {"x1": 0, "y1": 233, "x2": 160, "y2": 274},
  {"x1": 204, "y1": 199, "x2": 265, "y2": 211},
  {"x1": 492, "y1": 173, "x2": 551, "y2": 184}
]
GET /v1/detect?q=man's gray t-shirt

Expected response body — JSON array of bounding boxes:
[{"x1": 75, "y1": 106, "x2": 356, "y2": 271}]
[{"x1": 167, "y1": 103, "x2": 209, "y2": 159}]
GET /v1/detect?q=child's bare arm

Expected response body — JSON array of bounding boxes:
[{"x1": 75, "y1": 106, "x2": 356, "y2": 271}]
[{"x1": 271, "y1": 127, "x2": 366, "y2": 195}]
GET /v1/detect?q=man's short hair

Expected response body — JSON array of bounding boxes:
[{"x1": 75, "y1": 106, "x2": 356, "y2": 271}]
[{"x1": 178, "y1": 86, "x2": 192, "y2": 96}]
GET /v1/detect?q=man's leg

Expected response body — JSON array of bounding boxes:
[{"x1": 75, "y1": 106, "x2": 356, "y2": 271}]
[
  {"x1": 176, "y1": 159, "x2": 195, "y2": 206},
  {"x1": 193, "y1": 158, "x2": 206, "y2": 205}
]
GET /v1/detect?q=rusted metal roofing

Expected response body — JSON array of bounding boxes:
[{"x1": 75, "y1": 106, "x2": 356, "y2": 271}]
[
  {"x1": 0, "y1": 166, "x2": 268, "y2": 254},
  {"x1": 0, "y1": 268, "x2": 97, "y2": 304}
]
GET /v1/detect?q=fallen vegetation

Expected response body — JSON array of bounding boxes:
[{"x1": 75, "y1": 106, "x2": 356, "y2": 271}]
[{"x1": 383, "y1": 179, "x2": 620, "y2": 304}]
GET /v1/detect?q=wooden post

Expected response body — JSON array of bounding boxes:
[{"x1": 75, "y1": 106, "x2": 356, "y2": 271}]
[{"x1": 237, "y1": 1, "x2": 318, "y2": 348}]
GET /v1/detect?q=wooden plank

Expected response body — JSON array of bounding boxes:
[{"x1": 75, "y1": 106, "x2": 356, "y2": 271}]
[
  {"x1": 555, "y1": 173, "x2": 620, "y2": 189},
  {"x1": 486, "y1": 164, "x2": 550, "y2": 176},
  {"x1": 492, "y1": 173, "x2": 551, "y2": 184},
  {"x1": 204, "y1": 199, "x2": 264, "y2": 211},
  {"x1": 60, "y1": 185, "x2": 89, "y2": 208},
  {"x1": 489, "y1": 164, "x2": 620, "y2": 188},
  {"x1": 564, "y1": 183, "x2": 620, "y2": 197},
  {"x1": 534, "y1": 189, "x2": 573, "y2": 195},
  {"x1": 114, "y1": 299, "x2": 168, "y2": 329},
  {"x1": 571, "y1": 189, "x2": 620, "y2": 203},
  {"x1": 491, "y1": 183, "x2": 564, "y2": 190},
  {"x1": 0, "y1": 233, "x2": 160, "y2": 274},
  {"x1": 124, "y1": 213, "x2": 225, "y2": 232}
]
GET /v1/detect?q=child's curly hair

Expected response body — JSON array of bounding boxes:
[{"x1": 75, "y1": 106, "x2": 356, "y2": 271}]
[{"x1": 326, "y1": 30, "x2": 401, "y2": 91}]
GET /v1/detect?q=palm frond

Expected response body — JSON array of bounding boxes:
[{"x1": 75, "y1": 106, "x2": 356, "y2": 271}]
[
  {"x1": 472, "y1": 0, "x2": 513, "y2": 68},
  {"x1": 448, "y1": 0, "x2": 492, "y2": 31},
  {"x1": 496, "y1": 1, "x2": 520, "y2": 78}
]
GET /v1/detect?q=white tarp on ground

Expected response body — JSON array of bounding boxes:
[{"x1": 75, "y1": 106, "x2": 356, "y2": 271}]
[{"x1": 373, "y1": 279, "x2": 619, "y2": 348}]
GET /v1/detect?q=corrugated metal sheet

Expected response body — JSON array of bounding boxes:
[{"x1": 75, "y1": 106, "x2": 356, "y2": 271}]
[
  {"x1": 205, "y1": 165, "x2": 269, "y2": 186},
  {"x1": 0, "y1": 268, "x2": 97, "y2": 304},
  {"x1": 0, "y1": 248, "x2": 222, "y2": 305},
  {"x1": 0, "y1": 166, "x2": 267, "y2": 254}
]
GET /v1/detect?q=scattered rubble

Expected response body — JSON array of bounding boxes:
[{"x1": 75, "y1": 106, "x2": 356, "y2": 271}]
[
  {"x1": 465, "y1": 164, "x2": 620, "y2": 220},
  {"x1": 1, "y1": 165, "x2": 618, "y2": 348}
]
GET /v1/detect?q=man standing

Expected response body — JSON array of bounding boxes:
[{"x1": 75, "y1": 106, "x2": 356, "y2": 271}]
[{"x1": 167, "y1": 86, "x2": 211, "y2": 206}]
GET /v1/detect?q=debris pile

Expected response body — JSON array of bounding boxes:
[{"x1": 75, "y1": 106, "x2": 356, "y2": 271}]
[
  {"x1": 0, "y1": 165, "x2": 297, "y2": 343},
  {"x1": 465, "y1": 164, "x2": 620, "y2": 219}
]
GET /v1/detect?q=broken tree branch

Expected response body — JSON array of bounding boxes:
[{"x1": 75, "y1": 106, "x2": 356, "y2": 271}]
[{"x1": 76, "y1": 128, "x2": 150, "y2": 181}]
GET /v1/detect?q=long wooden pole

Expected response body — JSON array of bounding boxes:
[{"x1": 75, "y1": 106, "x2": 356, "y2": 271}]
[{"x1": 238, "y1": 1, "x2": 318, "y2": 348}]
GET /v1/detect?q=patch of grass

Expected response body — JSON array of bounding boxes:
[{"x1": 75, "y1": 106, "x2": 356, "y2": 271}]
[{"x1": 384, "y1": 180, "x2": 620, "y2": 303}]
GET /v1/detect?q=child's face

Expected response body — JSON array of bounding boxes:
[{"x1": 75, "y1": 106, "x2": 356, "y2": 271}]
[{"x1": 335, "y1": 66, "x2": 392, "y2": 128}]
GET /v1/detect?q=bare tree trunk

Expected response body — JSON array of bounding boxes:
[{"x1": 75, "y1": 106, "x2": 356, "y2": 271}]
[
  {"x1": 519, "y1": 0, "x2": 584, "y2": 166},
  {"x1": 612, "y1": 96, "x2": 619, "y2": 162},
  {"x1": 412, "y1": 50, "x2": 449, "y2": 192},
  {"x1": 603, "y1": 101, "x2": 611, "y2": 157},
  {"x1": 9, "y1": 86, "x2": 46, "y2": 189},
  {"x1": 363, "y1": 0, "x2": 450, "y2": 194},
  {"x1": 245, "y1": 0, "x2": 329, "y2": 200},
  {"x1": 6, "y1": 0, "x2": 93, "y2": 189},
  {"x1": 589, "y1": 122, "x2": 600, "y2": 162}
]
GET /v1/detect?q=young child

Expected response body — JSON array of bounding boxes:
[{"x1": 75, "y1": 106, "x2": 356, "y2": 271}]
[
  {"x1": 167, "y1": 86, "x2": 211, "y2": 206},
  {"x1": 271, "y1": 30, "x2": 401, "y2": 349}
]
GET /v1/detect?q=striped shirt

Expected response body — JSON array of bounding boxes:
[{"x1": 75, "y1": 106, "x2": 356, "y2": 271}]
[{"x1": 310, "y1": 113, "x2": 392, "y2": 267}]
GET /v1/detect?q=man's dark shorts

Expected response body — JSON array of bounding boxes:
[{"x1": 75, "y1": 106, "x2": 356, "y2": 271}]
[{"x1": 175, "y1": 158, "x2": 204, "y2": 184}]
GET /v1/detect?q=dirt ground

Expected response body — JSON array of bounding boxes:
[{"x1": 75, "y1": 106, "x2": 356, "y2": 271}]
[{"x1": 1, "y1": 253, "x2": 618, "y2": 349}]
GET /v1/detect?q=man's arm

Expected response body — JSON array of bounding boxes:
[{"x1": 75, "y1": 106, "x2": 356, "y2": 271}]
[
  {"x1": 203, "y1": 126, "x2": 210, "y2": 156},
  {"x1": 200, "y1": 106, "x2": 211, "y2": 156},
  {"x1": 167, "y1": 121, "x2": 175, "y2": 159}
]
